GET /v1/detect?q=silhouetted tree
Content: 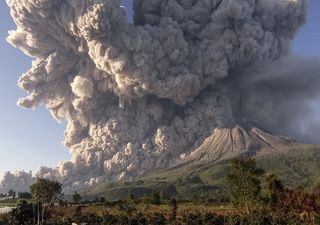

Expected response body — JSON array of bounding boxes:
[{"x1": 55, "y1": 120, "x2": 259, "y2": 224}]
[
  {"x1": 8, "y1": 189, "x2": 15, "y2": 199},
  {"x1": 152, "y1": 192, "x2": 161, "y2": 205},
  {"x1": 18, "y1": 192, "x2": 32, "y2": 200},
  {"x1": 72, "y1": 191, "x2": 82, "y2": 204},
  {"x1": 169, "y1": 198, "x2": 178, "y2": 221}
]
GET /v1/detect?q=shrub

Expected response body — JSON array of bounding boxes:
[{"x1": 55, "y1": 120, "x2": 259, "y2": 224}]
[
  {"x1": 183, "y1": 212, "x2": 203, "y2": 225},
  {"x1": 142, "y1": 193, "x2": 161, "y2": 205},
  {"x1": 8, "y1": 200, "x2": 34, "y2": 225},
  {"x1": 203, "y1": 213, "x2": 225, "y2": 225},
  {"x1": 149, "y1": 213, "x2": 166, "y2": 225}
]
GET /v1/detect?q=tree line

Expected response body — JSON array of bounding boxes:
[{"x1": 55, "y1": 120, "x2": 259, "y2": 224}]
[{"x1": 3, "y1": 157, "x2": 320, "y2": 225}]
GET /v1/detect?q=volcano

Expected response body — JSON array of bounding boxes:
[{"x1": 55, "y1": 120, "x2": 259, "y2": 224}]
[
  {"x1": 185, "y1": 120, "x2": 306, "y2": 164},
  {"x1": 83, "y1": 121, "x2": 320, "y2": 200}
]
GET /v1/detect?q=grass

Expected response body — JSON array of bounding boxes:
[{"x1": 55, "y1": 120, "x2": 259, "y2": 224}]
[
  {"x1": 50, "y1": 201, "x2": 235, "y2": 220},
  {"x1": 0, "y1": 198, "x2": 19, "y2": 208}
]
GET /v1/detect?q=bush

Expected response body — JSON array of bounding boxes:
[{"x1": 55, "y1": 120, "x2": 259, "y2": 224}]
[
  {"x1": 135, "y1": 213, "x2": 148, "y2": 225},
  {"x1": 116, "y1": 201, "x2": 137, "y2": 216},
  {"x1": 8, "y1": 200, "x2": 34, "y2": 225},
  {"x1": 149, "y1": 213, "x2": 166, "y2": 225},
  {"x1": 142, "y1": 193, "x2": 161, "y2": 205},
  {"x1": 203, "y1": 213, "x2": 225, "y2": 225},
  {"x1": 101, "y1": 213, "x2": 118, "y2": 225},
  {"x1": 18, "y1": 192, "x2": 32, "y2": 200},
  {"x1": 227, "y1": 215, "x2": 242, "y2": 225},
  {"x1": 182, "y1": 212, "x2": 203, "y2": 225},
  {"x1": 116, "y1": 214, "x2": 130, "y2": 225}
]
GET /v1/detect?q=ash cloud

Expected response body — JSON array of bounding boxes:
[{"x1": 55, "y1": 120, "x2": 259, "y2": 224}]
[
  {"x1": 1, "y1": 0, "x2": 316, "y2": 193},
  {"x1": 229, "y1": 56, "x2": 320, "y2": 143},
  {"x1": 0, "y1": 171, "x2": 35, "y2": 193}
]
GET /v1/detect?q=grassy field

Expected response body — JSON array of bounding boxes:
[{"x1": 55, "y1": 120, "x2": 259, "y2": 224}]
[
  {"x1": 0, "y1": 198, "x2": 19, "y2": 208},
  {"x1": 6, "y1": 198, "x2": 319, "y2": 225},
  {"x1": 52, "y1": 202, "x2": 234, "y2": 218}
]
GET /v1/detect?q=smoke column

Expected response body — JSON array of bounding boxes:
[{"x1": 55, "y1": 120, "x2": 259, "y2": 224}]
[{"x1": 1, "y1": 0, "x2": 319, "y2": 192}]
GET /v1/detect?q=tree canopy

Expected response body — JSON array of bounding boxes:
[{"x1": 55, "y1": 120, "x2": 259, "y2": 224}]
[
  {"x1": 30, "y1": 178, "x2": 62, "y2": 204},
  {"x1": 225, "y1": 158, "x2": 265, "y2": 214}
]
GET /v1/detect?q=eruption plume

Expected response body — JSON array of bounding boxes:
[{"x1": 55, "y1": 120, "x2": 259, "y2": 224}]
[{"x1": 1, "y1": 0, "x2": 319, "y2": 193}]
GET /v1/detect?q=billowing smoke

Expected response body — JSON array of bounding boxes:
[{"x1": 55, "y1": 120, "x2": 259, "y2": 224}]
[
  {"x1": 228, "y1": 56, "x2": 320, "y2": 143},
  {"x1": 2, "y1": 0, "x2": 318, "y2": 193},
  {"x1": 0, "y1": 171, "x2": 35, "y2": 193}
]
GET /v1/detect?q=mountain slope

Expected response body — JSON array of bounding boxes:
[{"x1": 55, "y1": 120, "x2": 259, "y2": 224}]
[
  {"x1": 82, "y1": 121, "x2": 320, "y2": 200},
  {"x1": 186, "y1": 120, "x2": 298, "y2": 163}
]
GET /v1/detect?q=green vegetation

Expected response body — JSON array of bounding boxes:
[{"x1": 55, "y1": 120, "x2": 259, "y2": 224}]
[
  {"x1": 3, "y1": 160, "x2": 320, "y2": 225},
  {"x1": 8, "y1": 200, "x2": 34, "y2": 225},
  {"x1": 0, "y1": 198, "x2": 19, "y2": 208},
  {"x1": 7, "y1": 191, "x2": 15, "y2": 200},
  {"x1": 225, "y1": 158, "x2": 264, "y2": 214},
  {"x1": 1, "y1": 149, "x2": 320, "y2": 224},
  {"x1": 30, "y1": 178, "x2": 62, "y2": 224},
  {"x1": 81, "y1": 146, "x2": 320, "y2": 201},
  {"x1": 30, "y1": 178, "x2": 62, "y2": 204},
  {"x1": 72, "y1": 191, "x2": 82, "y2": 204},
  {"x1": 17, "y1": 192, "x2": 32, "y2": 200}
]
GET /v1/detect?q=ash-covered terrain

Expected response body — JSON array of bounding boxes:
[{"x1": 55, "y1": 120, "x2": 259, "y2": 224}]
[{"x1": 1, "y1": 0, "x2": 320, "y2": 193}]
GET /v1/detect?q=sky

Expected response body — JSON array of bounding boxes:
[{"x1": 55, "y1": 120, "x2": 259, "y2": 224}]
[{"x1": 0, "y1": 0, "x2": 319, "y2": 178}]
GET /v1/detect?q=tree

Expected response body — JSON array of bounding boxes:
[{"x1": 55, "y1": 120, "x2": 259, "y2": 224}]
[
  {"x1": 225, "y1": 158, "x2": 265, "y2": 214},
  {"x1": 8, "y1": 200, "x2": 34, "y2": 225},
  {"x1": 72, "y1": 191, "x2": 82, "y2": 204},
  {"x1": 18, "y1": 192, "x2": 32, "y2": 200},
  {"x1": 142, "y1": 192, "x2": 161, "y2": 205},
  {"x1": 30, "y1": 178, "x2": 62, "y2": 203},
  {"x1": 8, "y1": 189, "x2": 15, "y2": 199},
  {"x1": 30, "y1": 178, "x2": 62, "y2": 224},
  {"x1": 265, "y1": 173, "x2": 284, "y2": 205},
  {"x1": 169, "y1": 198, "x2": 178, "y2": 221},
  {"x1": 126, "y1": 193, "x2": 137, "y2": 205},
  {"x1": 100, "y1": 196, "x2": 106, "y2": 203},
  {"x1": 152, "y1": 192, "x2": 161, "y2": 205}
]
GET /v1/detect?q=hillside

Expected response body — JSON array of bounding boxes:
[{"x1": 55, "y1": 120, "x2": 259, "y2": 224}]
[{"x1": 82, "y1": 122, "x2": 320, "y2": 200}]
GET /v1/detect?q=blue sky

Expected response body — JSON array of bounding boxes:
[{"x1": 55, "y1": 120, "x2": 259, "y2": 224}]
[{"x1": 0, "y1": 0, "x2": 319, "y2": 178}]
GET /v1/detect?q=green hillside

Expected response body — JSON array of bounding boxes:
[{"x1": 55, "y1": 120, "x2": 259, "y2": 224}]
[{"x1": 82, "y1": 145, "x2": 320, "y2": 201}]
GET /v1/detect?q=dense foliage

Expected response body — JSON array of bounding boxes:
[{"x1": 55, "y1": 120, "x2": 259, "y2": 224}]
[
  {"x1": 8, "y1": 200, "x2": 34, "y2": 225},
  {"x1": 30, "y1": 178, "x2": 62, "y2": 204},
  {"x1": 225, "y1": 158, "x2": 265, "y2": 214}
]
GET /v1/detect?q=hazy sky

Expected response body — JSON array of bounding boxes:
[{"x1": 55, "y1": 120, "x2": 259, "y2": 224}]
[{"x1": 0, "y1": 0, "x2": 319, "y2": 178}]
